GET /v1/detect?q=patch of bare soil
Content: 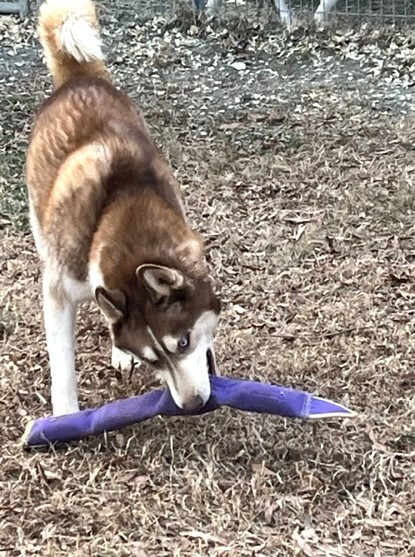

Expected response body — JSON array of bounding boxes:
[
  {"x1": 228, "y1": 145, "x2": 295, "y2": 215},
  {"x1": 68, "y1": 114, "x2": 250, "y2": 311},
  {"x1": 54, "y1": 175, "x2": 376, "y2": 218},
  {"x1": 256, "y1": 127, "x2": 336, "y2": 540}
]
[{"x1": 1, "y1": 4, "x2": 415, "y2": 556}]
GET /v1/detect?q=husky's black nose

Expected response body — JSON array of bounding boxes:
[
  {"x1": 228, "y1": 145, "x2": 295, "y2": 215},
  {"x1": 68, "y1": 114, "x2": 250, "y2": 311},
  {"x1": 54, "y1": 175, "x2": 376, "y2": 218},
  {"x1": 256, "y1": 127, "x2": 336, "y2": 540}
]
[{"x1": 182, "y1": 394, "x2": 205, "y2": 412}]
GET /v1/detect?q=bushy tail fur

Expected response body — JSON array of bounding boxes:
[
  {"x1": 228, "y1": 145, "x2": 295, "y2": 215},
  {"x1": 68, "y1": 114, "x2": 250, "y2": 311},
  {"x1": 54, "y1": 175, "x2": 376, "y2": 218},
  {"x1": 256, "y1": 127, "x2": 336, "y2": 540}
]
[{"x1": 37, "y1": 0, "x2": 109, "y2": 88}]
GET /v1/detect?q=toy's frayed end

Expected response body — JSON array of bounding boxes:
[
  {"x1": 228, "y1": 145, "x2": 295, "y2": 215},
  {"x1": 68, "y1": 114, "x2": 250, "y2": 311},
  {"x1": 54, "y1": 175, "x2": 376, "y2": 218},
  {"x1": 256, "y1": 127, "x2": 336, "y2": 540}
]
[
  {"x1": 21, "y1": 420, "x2": 35, "y2": 448},
  {"x1": 308, "y1": 396, "x2": 356, "y2": 420}
]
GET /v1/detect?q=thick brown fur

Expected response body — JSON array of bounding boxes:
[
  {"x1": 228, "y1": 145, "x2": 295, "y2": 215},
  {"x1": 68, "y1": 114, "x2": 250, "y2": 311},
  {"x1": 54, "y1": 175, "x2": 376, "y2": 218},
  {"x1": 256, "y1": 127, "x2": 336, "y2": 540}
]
[{"x1": 27, "y1": 77, "x2": 192, "y2": 282}]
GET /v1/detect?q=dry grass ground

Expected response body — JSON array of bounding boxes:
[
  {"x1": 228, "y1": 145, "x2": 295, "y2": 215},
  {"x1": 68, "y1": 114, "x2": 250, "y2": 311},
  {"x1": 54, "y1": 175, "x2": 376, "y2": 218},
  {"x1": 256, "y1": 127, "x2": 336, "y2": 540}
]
[{"x1": 1, "y1": 4, "x2": 415, "y2": 556}]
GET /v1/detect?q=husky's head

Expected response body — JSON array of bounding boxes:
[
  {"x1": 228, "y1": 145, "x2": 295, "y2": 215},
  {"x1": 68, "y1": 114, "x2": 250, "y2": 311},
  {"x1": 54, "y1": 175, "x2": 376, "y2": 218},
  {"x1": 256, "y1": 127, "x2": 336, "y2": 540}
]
[{"x1": 95, "y1": 264, "x2": 221, "y2": 411}]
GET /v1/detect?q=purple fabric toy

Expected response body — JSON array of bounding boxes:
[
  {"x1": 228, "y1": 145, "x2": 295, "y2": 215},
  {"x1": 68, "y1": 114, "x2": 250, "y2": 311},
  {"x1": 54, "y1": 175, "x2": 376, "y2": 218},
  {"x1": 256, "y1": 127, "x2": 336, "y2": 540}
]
[{"x1": 22, "y1": 376, "x2": 354, "y2": 447}]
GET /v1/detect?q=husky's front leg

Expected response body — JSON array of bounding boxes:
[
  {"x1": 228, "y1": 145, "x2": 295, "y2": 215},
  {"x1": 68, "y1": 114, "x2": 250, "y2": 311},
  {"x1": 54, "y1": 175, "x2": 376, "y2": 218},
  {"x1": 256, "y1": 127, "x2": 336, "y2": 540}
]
[{"x1": 43, "y1": 271, "x2": 79, "y2": 416}]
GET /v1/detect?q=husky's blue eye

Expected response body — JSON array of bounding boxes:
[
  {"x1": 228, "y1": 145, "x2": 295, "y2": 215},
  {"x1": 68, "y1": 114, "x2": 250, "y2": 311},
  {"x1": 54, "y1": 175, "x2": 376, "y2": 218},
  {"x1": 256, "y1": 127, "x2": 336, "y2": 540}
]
[{"x1": 178, "y1": 334, "x2": 190, "y2": 350}]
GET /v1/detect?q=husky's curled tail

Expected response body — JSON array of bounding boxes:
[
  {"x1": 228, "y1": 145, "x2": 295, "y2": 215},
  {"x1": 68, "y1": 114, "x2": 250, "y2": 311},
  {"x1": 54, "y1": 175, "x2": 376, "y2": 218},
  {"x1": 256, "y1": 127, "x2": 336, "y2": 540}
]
[{"x1": 38, "y1": 0, "x2": 109, "y2": 87}]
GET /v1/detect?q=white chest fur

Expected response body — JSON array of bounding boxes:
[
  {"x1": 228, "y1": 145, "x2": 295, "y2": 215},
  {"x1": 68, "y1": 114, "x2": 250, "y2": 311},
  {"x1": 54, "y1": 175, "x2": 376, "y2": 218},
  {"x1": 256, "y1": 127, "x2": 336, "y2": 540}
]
[{"x1": 62, "y1": 273, "x2": 94, "y2": 304}]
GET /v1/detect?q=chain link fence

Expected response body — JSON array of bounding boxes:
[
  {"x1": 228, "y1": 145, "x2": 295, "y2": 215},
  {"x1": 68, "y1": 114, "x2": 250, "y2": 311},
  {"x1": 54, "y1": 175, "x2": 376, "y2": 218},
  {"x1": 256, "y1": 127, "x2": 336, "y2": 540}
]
[
  {"x1": 111, "y1": 0, "x2": 415, "y2": 26},
  {"x1": 1, "y1": 0, "x2": 414, "y2": 26}
]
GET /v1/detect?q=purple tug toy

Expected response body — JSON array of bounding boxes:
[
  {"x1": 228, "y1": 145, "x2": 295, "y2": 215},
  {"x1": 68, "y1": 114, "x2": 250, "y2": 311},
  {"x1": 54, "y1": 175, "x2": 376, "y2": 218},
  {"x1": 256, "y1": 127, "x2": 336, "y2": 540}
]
[{"x1": 22, "y1": 375, "x2": 354, "y2": 447}]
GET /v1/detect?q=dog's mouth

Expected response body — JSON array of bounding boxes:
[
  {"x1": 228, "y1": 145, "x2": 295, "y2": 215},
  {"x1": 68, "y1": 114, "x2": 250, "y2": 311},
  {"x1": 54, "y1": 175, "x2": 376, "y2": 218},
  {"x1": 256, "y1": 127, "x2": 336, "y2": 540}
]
[{"x1": 207, "y1": 348, "x2": 217, "y2": 376}]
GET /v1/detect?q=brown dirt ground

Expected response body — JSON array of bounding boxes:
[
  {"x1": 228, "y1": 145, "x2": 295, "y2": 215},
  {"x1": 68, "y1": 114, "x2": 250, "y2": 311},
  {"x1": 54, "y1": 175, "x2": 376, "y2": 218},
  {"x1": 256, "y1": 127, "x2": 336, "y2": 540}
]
[{"x1": 1, "y1": 4, "x2": 415, "y2": 556}]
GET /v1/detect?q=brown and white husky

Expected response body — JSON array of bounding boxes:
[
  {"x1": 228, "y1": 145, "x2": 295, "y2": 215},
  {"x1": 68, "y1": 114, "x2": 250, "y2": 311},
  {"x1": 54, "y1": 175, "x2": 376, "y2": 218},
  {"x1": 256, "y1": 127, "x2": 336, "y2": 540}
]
[{"x1": 26, "y1": 0, "x2": 221, "y2": 416}]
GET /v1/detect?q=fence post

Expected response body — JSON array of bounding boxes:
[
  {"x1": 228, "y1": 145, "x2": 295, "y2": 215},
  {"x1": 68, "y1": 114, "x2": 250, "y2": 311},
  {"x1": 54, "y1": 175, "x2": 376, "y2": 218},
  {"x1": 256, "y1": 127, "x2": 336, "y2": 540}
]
[{"x1": 0, "y1": 0, "x2": 30, "y2": 17}]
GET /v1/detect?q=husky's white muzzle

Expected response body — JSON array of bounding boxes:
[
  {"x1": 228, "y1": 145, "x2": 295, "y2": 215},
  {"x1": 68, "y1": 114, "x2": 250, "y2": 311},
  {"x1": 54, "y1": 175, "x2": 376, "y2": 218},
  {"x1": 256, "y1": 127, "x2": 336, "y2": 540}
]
[
  {"x1": 147, "y1": 311, "x2": 219, "y2": 411},
  {"x1": 157, "y1": 346, "x2": 217, "y2": 411}
]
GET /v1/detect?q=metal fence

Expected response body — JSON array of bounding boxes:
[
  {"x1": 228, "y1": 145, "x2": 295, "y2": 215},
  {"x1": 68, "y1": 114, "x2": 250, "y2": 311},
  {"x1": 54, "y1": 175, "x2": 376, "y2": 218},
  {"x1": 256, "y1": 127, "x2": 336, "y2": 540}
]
[
  {"x1": 1, "y1": 0, "x2": 415, "y2": 25},
  {"x1": 112, "y1": 0, "x2": 415, "y2": 26}
]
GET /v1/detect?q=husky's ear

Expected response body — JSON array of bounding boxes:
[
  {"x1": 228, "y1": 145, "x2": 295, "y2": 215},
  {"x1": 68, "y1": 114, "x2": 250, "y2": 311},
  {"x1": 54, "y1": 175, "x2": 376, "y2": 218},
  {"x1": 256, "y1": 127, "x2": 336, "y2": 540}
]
[
  {"x1": 136, "y1": 264, "x2": 186, "y2": 304},
  {"x1": 95, "y1": 287, "x2": 126, "y2": 323}
]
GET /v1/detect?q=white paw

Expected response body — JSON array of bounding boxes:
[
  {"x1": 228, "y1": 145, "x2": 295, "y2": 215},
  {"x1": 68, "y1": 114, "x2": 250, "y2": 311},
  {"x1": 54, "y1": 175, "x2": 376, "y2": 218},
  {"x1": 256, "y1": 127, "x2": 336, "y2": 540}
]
[{"x1": 111, "y1": 346, "x2": 141, "y2": 372}]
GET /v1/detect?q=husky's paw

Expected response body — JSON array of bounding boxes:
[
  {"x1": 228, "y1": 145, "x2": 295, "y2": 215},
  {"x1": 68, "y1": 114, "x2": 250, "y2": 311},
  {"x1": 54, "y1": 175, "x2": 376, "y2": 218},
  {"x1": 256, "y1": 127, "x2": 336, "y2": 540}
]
[{"x1": 111, "y1": 346, "x2": 141, "y2": 372}]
